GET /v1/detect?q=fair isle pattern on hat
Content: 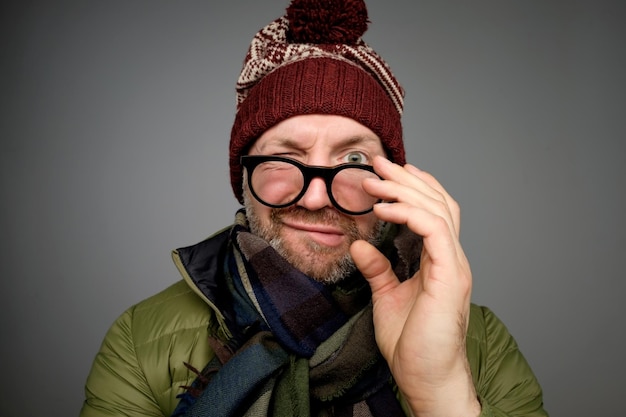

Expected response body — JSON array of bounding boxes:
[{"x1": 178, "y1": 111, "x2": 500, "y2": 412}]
[{"x1": 236, "y1": 16, "x2": 404, "y2": 116}]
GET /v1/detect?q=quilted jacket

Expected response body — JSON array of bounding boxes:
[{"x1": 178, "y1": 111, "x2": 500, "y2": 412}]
[{"x1": 81, "y1": 227, "x2": 548, "y2": 416}]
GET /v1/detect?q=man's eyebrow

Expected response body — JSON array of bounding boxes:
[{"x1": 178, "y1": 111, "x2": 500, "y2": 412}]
[
  {"x1": 258, "y1": 138, "x2": 302, "y2": 151},
  {"x1": 339, "y1": 135, "x2": 380, "y2": 147}
]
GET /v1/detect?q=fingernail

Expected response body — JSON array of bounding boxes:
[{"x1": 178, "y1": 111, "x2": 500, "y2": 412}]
[
  {"x1": 406, "y1": 163, "x2": 421, "y2": 172},
  {"x1": 375, "y1": 155, "x2": 392, "y2": 165}
]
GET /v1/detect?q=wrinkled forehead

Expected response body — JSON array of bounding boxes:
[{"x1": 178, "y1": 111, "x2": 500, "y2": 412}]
[{"x1": 248, "y1": 114, "x2": 385, "y2": 156}]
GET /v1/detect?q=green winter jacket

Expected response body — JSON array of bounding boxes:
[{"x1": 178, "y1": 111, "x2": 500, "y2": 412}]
[{"x1": 80, "y1": 227, "x2": 548, "y2": 416}]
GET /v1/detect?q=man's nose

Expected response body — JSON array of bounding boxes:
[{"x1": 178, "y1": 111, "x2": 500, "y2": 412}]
[{"x1": 296, "y1": 177, "x2": 332, "y2": 211}]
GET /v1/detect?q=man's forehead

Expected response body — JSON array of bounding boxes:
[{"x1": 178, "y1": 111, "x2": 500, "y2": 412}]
[{"x1": 251, "y1": 114, "x2": 383, "y2": 152}]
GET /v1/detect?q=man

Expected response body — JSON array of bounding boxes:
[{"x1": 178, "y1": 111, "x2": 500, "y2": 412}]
[{"x1": 81, "y1": 0, "x2": 547, "y2": 416}]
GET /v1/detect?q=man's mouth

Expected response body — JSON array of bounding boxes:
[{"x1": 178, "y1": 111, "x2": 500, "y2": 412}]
[{"x1": 280, "y1": 219, "x2": 346, "y2": 247}]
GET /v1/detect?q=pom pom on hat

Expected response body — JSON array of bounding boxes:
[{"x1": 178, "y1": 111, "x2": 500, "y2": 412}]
[
  {"x1": 229, "y1": 0, "x2": 406, "y2": 204},
  {"x1": 287, "y1": 0, "x2": 369, "y2": 44}
]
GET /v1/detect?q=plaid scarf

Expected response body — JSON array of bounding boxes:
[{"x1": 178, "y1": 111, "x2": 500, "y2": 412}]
[{"x1": 173, "y1": 210, "x2": 421, "y2": 416}]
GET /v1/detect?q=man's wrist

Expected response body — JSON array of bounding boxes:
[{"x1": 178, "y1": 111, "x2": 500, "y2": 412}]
[{"x1": 401, "y1": 365, "x2": 481, "y2": 417}]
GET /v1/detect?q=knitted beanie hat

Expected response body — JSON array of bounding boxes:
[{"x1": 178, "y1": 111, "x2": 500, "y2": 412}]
[{"x1": 229, "y1": 0, "x2": 405, "y2": 203}]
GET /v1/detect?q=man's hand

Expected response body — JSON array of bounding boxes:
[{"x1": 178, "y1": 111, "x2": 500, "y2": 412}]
[{"x1": 350, "y1": 156, "x2": 481, "y2": 417}]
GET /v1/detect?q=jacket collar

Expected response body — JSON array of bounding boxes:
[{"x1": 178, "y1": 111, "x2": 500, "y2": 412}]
[{"x1": 171, "y1": 226, "x2": 236, "y2": 338}]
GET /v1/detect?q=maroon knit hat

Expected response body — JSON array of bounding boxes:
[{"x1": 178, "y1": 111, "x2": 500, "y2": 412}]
[{"x1": 229, "y1": 0, "x2": 405, "y2": 203}]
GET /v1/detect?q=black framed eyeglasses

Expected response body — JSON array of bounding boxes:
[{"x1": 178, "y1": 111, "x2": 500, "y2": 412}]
[{"x1": 241, "y1": 155, "x2": 381, "y2": 215}]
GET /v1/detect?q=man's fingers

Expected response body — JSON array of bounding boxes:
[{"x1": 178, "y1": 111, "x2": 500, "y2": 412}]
[
  {"x1": 369, "y1": 156, "x2": 462, "y2": 236},
  {"x1": 373, "y1": 202, "x2": 461, "y2": 268},
  {"x1": 405, "y1": 163, "x2": 461, "y2": 234}
]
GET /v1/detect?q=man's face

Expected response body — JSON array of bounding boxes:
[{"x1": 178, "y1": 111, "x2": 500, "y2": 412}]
[{"x1": 243, "y1": 114, "x2": 386, "y2": 284}]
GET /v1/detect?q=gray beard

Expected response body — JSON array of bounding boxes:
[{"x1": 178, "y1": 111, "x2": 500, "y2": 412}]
[
  {"x1": 266, "y1": 235, "x2": 357, "y2": 284},
  {"x1": 243, "y1": 190, "x2": 385, "y2": 284}
]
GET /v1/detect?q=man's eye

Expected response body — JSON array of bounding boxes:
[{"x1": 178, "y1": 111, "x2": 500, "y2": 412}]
[{"x1": 343, "y1": 152, "x2": 367, "y2": 164}]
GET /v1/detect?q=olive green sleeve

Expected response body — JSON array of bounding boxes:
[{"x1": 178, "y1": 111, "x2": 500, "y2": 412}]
[
  {"x1": 468, "y1": 305, "x2": 549, "y2": 417},
  {"x1": 80, "y1": 307, "x2": 163, "y2": 417}
]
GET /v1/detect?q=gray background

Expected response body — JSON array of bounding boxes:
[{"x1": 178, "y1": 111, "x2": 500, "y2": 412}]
[{"x1": 1, "y1": 0, "x2": 624, "y2": 416}]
